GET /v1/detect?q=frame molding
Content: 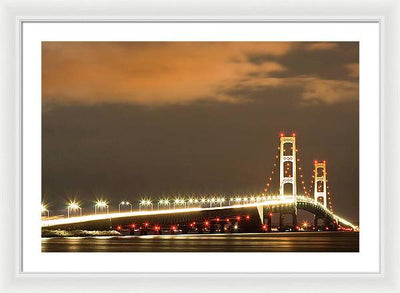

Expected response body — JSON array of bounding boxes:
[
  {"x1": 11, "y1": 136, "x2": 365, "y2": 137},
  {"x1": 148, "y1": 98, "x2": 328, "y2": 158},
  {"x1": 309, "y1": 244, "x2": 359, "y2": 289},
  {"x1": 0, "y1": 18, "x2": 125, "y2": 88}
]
[{"x1": 1, "y1": 0, "x2": 399, "y2": 292}]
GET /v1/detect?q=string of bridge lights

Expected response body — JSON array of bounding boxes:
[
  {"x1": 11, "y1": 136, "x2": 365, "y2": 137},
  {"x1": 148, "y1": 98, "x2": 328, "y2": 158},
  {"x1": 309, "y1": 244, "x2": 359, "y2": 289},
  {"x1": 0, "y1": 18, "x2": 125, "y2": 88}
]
[
  {"x1": 296, "y1": 155, "x2": 311, "y2": 197},
  {"x1": 41, "y1": 195, "x2": 287, "y2": 218},
  {"x1": 263, "y1": 146, "x2": 280, "y2": 194}
]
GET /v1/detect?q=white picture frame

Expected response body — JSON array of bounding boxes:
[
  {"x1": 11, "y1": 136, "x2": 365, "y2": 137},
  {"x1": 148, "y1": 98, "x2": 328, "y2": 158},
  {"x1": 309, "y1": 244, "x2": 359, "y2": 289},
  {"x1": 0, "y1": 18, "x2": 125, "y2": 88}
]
[{"x1": 1, "y1": 0, "x2": 399, "y2": 292}]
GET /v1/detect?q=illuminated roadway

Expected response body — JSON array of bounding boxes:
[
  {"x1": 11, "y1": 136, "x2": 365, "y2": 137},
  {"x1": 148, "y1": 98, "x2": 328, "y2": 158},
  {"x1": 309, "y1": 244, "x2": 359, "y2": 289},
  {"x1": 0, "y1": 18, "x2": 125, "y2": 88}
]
[{"x1": 41, "y1": 195, "x2": 358, "y2": 231}]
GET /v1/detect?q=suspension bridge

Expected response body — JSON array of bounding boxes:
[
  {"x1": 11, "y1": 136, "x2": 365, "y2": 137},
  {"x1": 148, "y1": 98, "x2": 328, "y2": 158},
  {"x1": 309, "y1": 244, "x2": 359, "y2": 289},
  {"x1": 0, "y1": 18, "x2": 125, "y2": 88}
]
[{"x1": 41, "y1": 133, "x2": 358, "y2": 234}]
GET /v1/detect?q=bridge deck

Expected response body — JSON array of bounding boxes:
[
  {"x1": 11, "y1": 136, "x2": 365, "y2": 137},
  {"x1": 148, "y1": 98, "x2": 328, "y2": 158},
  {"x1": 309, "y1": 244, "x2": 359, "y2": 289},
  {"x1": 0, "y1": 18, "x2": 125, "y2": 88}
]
[{"x1": 42, "y1": 196, "x2": 358, "y2": 230}]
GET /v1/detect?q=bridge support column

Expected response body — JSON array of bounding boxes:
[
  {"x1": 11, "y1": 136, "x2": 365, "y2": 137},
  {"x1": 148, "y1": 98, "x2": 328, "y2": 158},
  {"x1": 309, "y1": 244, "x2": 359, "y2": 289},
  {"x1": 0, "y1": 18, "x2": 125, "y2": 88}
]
[
  {"x1": 279, "y1": 213, "x2": 285, "y2": 231},
  {"x1": 292, "y1": 212, "x2": 297, "y2": 228},
  {"x1": 267, "y1": 212, "x2": 272, "y2": 232},
  {"x1": 256, "y1": 205, "x2": 264, "y2": 224},
  {"x1": 314, "y1": 216, "x2": 318, "y2": 229}
]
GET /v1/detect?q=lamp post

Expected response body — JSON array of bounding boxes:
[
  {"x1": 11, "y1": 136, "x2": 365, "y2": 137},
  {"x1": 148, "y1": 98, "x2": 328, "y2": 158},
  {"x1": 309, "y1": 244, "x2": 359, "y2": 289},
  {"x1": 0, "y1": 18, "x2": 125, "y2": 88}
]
[
  {"x1": 67, "y1": 201, "x2": 82, "y2": 218},
  {"x1": 95, "y1": 200, "x2": 109, "y2": 215},
  {"x1": 180, "y1": 199, "x2": 186, "y2": 208},
  {"x1": 41, "y1": 203, "x2": 49, "y2": 218},
  {"x1": 210, "y1": 198, "x2": 216, "y2": 208},
  {"x1": 158, "y1": 199, "x2": 170, "y2": 210},
  {"x1": 139, "y1": 199, "x2": 153, "y2": 211},
  {"x1": 174, "y1": 198, "x2": 179, "y2": 209},
  {"x1": 174, "y1": 198, "x2": 186, "y2": 209},
  {"x1": 119, "y1": 201, "x2": 132, "y2": 213}
]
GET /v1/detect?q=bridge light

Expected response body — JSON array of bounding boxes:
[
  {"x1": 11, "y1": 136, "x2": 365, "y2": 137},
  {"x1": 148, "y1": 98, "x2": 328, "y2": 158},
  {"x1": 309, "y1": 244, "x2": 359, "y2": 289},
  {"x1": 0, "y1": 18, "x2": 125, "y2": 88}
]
[
  {"x1": 68, "y1": 201, "x2": 80, "y2": 210},
  {"x1": 144, "y1": 222, "x2": 149, "y2": 227},
  {"x1": 204, "y1": 221, "x2": 209, "y2": 226},
  {"x1": 95, "y1": 200, "x2": 108, "y2": 208},
  {"x1": 243, "y1": 198, "x2": 248, "y2": 202},
  {"x1": 131, "y1": 224, "x2": 136, "y2": 229},
  {"x1": 216, "y1": 217, "x2": 220, "y2": 222},
  {"x1": 262, "y1": 224, "x2": 267, "y2": 230},
  {"x1": 171, "y1": 226, "x2": 177, "y2": 231},
  {"x1": 269, "y1": 212, "x2": 273, "y2": 217},
  {"x1": 245, "y1": 215, "x2": 250, "y2": 220},
  {"x1": 292, "y1": 132, "x2": 296, "y2": 137},
  {"x1": 280, "y1": 133, "x2": 284, "y2": 137},
  {"x1": 226, "y1": 218, "x2": 230, "y2": 222},
  {"x1": 41, "y1": 203, "x2": 48, "y2": 213},
  {"x1": 117, "y1": 225, "x2": 121, "y2": 231},
  {"x1": 236, "y1": 216, "x2": 241, "y2": 221}
]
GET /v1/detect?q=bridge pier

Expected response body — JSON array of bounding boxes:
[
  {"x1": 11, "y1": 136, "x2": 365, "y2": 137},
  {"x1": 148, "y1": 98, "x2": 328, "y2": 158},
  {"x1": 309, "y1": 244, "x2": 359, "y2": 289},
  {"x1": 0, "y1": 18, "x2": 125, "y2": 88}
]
[
  {"x1": 266, "y1": 213, "x2": 272, "y2": 232},
  {"x1": 279, "y1": 213, "x2": 285, "y2": 231},
  {"x1": 292, "y1": 212, "x2": 298, "y2": 229},
  {"x1": 314, "y1": 215, "x2": 318, "y2": 228}
]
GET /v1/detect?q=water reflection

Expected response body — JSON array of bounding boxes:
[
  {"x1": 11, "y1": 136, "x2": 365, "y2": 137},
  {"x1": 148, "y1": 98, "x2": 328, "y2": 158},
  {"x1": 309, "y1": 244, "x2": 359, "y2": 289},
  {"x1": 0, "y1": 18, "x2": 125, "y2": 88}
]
[{"x1": 42, "y1": 232, "x2": 359, "y2": 252}]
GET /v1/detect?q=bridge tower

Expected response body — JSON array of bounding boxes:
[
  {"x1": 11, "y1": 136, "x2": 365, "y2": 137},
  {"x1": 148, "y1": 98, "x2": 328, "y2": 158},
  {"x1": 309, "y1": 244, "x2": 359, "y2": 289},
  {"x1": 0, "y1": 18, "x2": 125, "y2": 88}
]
[
  {"x1": 279, "y1": 133, "x2": 297, "y2": 198},
  {"x1": 313, "y1": 160, "x2": 327, "y2": 208}
]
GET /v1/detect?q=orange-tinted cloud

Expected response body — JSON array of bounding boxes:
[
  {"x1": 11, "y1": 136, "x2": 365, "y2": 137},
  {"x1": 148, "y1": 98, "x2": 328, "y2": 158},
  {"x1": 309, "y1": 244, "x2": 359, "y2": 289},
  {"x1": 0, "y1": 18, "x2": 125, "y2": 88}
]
[
  {"x1": 43, "y1": 42, "x2": 291, "y2": 105},
  {"x1": 305, "y1": 42, "x2": 339, "y2": 51},
  {"x1": 345, "y1": 63, "x2": 359, "y2": 78},
  {"x1": 42, "y1": 42, "x2": 357, "y2": 106}
]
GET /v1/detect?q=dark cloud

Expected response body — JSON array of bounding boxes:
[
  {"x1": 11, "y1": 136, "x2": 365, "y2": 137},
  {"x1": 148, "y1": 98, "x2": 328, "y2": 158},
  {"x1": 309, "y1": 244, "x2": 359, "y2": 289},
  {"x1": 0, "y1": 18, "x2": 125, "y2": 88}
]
[{"x1": 247, "y1": 42, "x2": 359, "y2": 81}]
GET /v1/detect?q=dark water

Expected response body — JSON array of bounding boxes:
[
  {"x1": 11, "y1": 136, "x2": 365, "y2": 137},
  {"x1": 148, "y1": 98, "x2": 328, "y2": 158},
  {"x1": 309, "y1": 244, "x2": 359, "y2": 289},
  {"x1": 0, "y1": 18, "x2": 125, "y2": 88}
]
[{"x1": 42, "y1": 232, "x2": 358, "y2": 252}]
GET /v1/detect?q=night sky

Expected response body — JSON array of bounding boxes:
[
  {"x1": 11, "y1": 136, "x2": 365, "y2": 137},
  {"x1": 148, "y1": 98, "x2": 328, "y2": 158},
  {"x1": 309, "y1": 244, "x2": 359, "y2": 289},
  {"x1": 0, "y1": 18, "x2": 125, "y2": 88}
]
[{"x1": 42, "y1": 42, "x2": 359, "y2": 223}]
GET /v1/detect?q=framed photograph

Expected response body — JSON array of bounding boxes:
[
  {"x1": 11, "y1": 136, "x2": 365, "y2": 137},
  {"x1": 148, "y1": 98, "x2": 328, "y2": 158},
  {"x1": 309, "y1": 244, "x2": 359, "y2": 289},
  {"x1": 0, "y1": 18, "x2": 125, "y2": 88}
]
[{"x1": 1, "y1": 0, "x2": 399, "y2": 292}]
